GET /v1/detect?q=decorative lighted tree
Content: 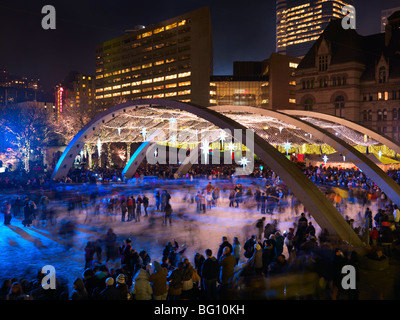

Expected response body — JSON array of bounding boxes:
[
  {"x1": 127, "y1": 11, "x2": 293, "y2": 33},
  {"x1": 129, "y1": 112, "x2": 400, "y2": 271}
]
[{"x1": 0, "y1": 102, "x2": 53, "y2": 172}]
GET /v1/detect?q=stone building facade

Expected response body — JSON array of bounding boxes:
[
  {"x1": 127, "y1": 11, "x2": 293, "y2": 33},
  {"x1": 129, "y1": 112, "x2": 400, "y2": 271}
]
[{"x1": 295, "y1": 11, "x2": 400, "y2": 140}]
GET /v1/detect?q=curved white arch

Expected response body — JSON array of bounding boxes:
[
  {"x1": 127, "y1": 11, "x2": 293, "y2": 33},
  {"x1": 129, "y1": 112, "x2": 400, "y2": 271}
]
[
  {"x1": 209, "y1": 105, "x2": 400, "y2": 209},
  {"x1": 281, "y1": 110, "x2": 400, "y2": 155},
  {"x1": 52, "y1": 99, "x2": 363, "y2": 247}
]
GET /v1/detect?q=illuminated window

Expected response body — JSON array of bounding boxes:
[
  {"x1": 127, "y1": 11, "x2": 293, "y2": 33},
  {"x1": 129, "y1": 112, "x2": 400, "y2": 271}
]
[
  {"x1": 155, "y1": 60, "x2": 164, "y2": 66},
  {"x1": 96, "y1": 95, "x2": 103, "y2": 99},
  {"x1": 178, "y1": 89, "x2": 190, "y2": 95},
  {"x1": 142, "y1": 63, "x2": 152, "y2": 69},
  {"x1": 289, "y1": 80, "x2": 296, "y2": 86},
  {"x1": 104, "y1": 94, "x2": 112, "y2": 98},
  {"x1": 132, "y1": 81, "x2": 141, "y2": 86},
  {"x1": 104, "y1": 86, "x2": 112, "y2": 91},
  {"x1": 153, "y1": 85, "x2": 164, "y2": 90},
  {"x1": 153, "y1": 27, "x2": 164, "y2": 34},
  {"x1": 165, "y1": 74, "x2": 177, "y2": 80},
  {"x1": 166, "y1": 58, "x2": 176, "y2": 63},
  {"x1": 96, "y1": 88, "x2": 104, "y2": 92},
  {"x1": 153, "y1": 76, "x2": 164, "y2": 82},
  {"x1": 122, "y1": 91, "x2": 131, "y2": 95},
  {"x1": 132, "y1": 89, "x2": 141, "y2": 94},
  {"x1": 112, "y1": 92, "x2": 121, "y2": 97},
  {"x1": 142, "y1": 79, "x2": 152, "y2": 84},
  {"x1": 142, "y1": 31, "x2": 152, "y2": 38},
  {"x1": 179, "y1": 81, "x2": 191, "y2": 86},
  {"x1": 385, "y1": 92, "x2": 389, "y2": 101},
  {"x1": 154, "y1": 93, "x2": 165, "y2": 98},
  {"x1": 121, "y1": 83, "x2": 130, "y2": 88},
  {"x1": 165, "y1": 83, "x2": 177, "y2": 89},
  {"x1": 132, "y1": 66, "x2": 141, "y2": 71},
  {"x1": 166, "y1": 22, "x2": 177, "y2": 30},
  {"x1": 178, "y1": 71, "x2": 191, "y2": 78},
  {"x1": 178, "y1": 20, "x2": 187, "y2": 26},
  {"x1": 289, "y1": 98, "x2": 296, "y2": 103},
  {"x1": 378, "y1": 92, "x2": 383, "y2": 100},
  {"x1": 112, "y1": 85, "x2": 121, "y2": 90},
  {"x1": 289, "y1": 62, "x2": 298, "y2": 68},
  {"x1": 165, "y1": 92, "x2": 177, "y2": 97}
]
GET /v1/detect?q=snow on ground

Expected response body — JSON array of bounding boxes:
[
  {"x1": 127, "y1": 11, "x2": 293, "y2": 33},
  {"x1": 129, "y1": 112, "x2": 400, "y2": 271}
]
[{"x1": 0, "y1": 178, "x2": 378, "y2": 294}]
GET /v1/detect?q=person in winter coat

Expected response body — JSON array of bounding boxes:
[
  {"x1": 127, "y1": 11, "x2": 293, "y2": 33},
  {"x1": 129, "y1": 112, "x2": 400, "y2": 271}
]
[
  {"x1": 284, "y1": 228, "x2": 295, "y2": 256},
  {"x1": 167, "y1": 262, "x2": 184, "y2": 300},
  {"x1": 232, "y1": 237, "x2": 241, "y2": 265},
  {"x1": 249, "y1": 243, "x2": 263, "y2": 274},
  {"x1": 116, "y1": 274, "x2": 131, "y2": 300},
  {"x1": 105, "y1": 228, "x2": 117, "y2": 262},
  {"x1": 217, "y1": 236, "x2": 233, "y2": 260},
  {"x1": 218, "y1": 247, "x2": 236, "y2": 299},
  {"x1": 127, "y1": 197, "x2": 135, "y2": 221},
  {"x1": 131, "y1": 269, "x2": 152, "y2": 300},
  {"x1": 70, "y1": 278, "x2": 88, "y2": 300},
  {"x1": 181, "y1": 258, "x2": 196, "y2": 299},
  {"x1": 369, "y1": 227, "x2": 379, "y2": 246},
  {"x1": 100, "y1": 277, "x2": 120, "y2": 300},
  {"x1": 274, "y1": 231, "x2": 285, "y2": 257},
  {"x1": 143, "y1": 195, "x2": 149, "y2": 216},
  {"x1": 201, "y1": 249, "x2": 219, "y2": 300},
  {"x1": 149, "y1": 261, "x2": 168, "y2": 300},
  {"x1": 120, "y1": 200, "x2": 127, "y2": 222}
]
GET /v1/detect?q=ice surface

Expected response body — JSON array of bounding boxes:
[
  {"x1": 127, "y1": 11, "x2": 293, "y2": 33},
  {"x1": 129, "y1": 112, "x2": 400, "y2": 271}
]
[{"x1": 0, "y1": 178, "x2": 379, "y2": 294}]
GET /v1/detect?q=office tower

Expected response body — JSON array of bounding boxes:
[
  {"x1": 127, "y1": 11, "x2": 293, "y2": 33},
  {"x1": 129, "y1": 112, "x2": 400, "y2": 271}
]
[
  {"x1": 94, "y1": 6, "x2": 213, "y2": 110},
  {"x1": 276, "y1": 0, "x2": 354, "y2": 58}
]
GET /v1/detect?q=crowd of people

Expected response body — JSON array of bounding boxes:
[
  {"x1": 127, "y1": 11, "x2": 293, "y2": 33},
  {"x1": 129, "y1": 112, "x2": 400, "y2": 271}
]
[
  {"x1": 2, "y1": 160, "x2": 400, "y2": 300},
  {"x1": 0, "y1": 208, "x2": 377, "y2": 301}
]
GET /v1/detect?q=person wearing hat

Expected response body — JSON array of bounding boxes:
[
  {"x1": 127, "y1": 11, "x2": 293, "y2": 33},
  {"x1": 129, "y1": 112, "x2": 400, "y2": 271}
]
[
  {"x1": 131, "y1": 269, "x2": 152, "y2": 300},
  {"x1": 114, "y1": 274, "x2": 130, "y2": 300},
  {"x1": 100, "y1": 277, "x2": 120, "y2": 300},
  {"x1": 249, "y1": 243, "x2": 263, "y2": 275},
  {"x1": 149, "y1": 261, "x2": 168, "y2": 300}
]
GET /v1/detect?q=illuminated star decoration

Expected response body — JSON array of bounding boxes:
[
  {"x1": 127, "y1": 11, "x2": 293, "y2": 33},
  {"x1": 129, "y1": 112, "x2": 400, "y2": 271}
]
[
  {"x1": 219, "y1": 130, "x2": 227, "y2": 147},
  {"x1": 278, "y1": 126, "x2": 283, "y2": 133},
  {"x1": 239, "y1": 157, "x2": 250, "y2": 169},
  {"x1": 378, "y1": 150, "x2": 382, "y2": 160},
  {"x1": 97, "y1": 138, "x2": 102, "y2": 157},
  {"x1": 141, "y1": 127, "x2": 147, "y2": 141},
  {"x1": 282, "y1": 141, "x2": 292, "y2": 155},
  {"x1": 200, "y1": 137, "x2": 210, "y2": 163},
  {"x1": 227, "y1": 141, "x2": 236, "y2": 159},
  {"x1": 323, "y1": 154, "x2": 328, "y2": 165}
]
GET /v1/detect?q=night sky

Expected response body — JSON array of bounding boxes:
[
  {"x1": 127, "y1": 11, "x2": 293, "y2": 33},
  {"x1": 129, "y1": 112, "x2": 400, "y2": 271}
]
[{"x1": 0, "y1": 0, "x2": 399, "y2": 91}]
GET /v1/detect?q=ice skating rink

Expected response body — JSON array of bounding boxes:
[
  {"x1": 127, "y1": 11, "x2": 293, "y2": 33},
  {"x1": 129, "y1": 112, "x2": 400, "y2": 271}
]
[{"x1": 0, "y1": 178, "x2": 377, "y2": 292}]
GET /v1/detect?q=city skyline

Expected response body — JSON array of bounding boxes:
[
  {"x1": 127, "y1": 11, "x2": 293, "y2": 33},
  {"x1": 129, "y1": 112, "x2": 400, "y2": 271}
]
[{"x1": 0, "y1": 0, "x2": 399, "y2": 91}]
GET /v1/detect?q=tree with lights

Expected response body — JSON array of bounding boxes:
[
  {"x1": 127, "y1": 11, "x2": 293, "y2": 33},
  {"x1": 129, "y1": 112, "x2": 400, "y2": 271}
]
[{"x1": 0, "y1": 102, "x2": 53, "y2": 172}]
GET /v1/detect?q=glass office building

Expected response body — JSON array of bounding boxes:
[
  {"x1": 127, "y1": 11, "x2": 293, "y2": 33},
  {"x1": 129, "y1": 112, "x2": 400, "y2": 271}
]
[{"x1": 276, "y1": 0, "x2": 354, "y2": 58}]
